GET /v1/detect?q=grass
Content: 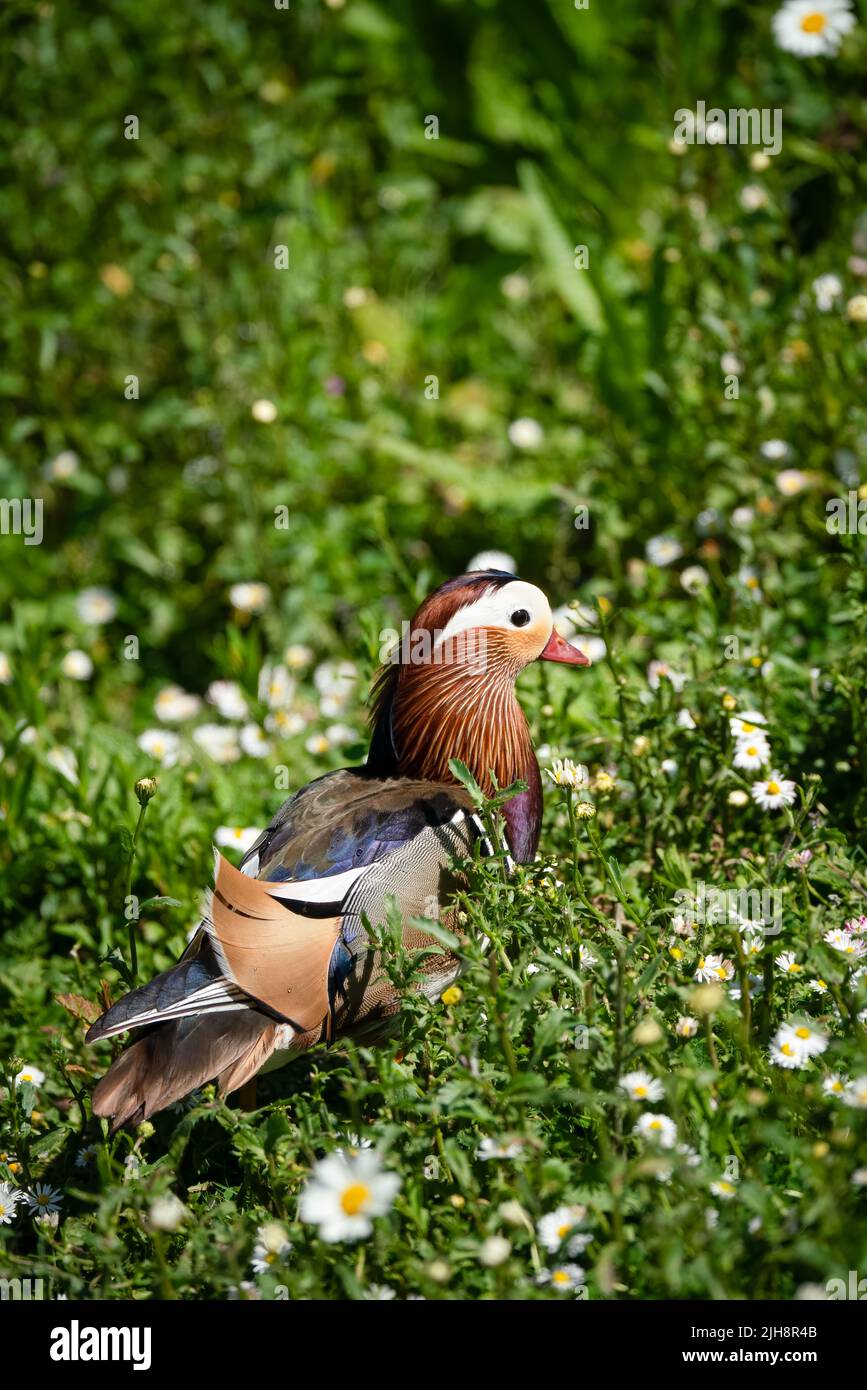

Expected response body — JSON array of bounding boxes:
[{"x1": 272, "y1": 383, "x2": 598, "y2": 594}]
[{"x1": 1, "y1": 0, "x2": 866, "y2": 1299}]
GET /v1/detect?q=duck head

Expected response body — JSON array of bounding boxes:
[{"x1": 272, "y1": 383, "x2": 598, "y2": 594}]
[{"x1": 368, "y1": 570, "x2": 590, "y2": 861}]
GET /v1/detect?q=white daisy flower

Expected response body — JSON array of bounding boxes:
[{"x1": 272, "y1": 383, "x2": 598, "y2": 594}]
[
  {"x1": 60, "y1": 649, "x2": 93, "y2": 680},
  {"x1": 467, "y1": 549, "x2": 517, "y2": 574},
  {"x1": 676, "y1": 708, "x2": 697, "y2": 730},
  {"x1": 731, "y1": 506, "x2": 755, "y2": 528},
  {"x1": 536, "y1": 1263, "x2": 585, "y2": 1292},
  {"x1": 536, "y1": 1205, "x2": 589, "y2": 1255},
  {"x1": 812, "y1": 273, "x2": 843, "y2": 310},
  {"x1": 619, "y1": 1070, "x2": 664, "y2": 1103},
  {"x1": 215, "y1": 826, "x2": 260, "y2": 855},
  {"x1": 775, "y1": 951, "x2": 803, "y2": 976},
  {"x1": 251, "y1": 399, "x2": 278, "y2": 424},
  {"x1": 776, "y1": 469, "x2": 809, "y2": 496},
  {"x1": 661, "y1": 758, "x2": 679, "y2": 776},
  {"x1": 694, "y1": 954, "x2": 735, "y2": 983},
  {"x1": 770, "y1": 1039, "x2": 807, "y2": 1068},
  {"x1": 843, "y1": 1076, "x2": 867, "y2": 1108},
  {"x1": 137, "y1": 729, "x2": 180, "y2": 768},
  {"x1": 154, "y1": 685, "x2": 202, "y2": 722},
  {"x1": 507, "y1": 417, "x2": 543, "y2": 450},
  {"x1": 634, "y1": 1112, "x2": 678, "y2": 1148},
  {"x1": 0, "y1": 651, "x2": 10, "y2": 684},
  {"x1": 824, "y1": 928, "x2": 867, "y2": 958},
  {"x1": 206, "y1": 680, "x2": 249, "y2": 720},
  {"x1": 15, "y1": 1065, "x2": 45, "y2": 1088},
  {"x1": 325, "y1": 723, "x2": 357, "y2": 748},
  {"x1": 0, "y1": 1182, "x2": 20, "y2": 1223},
  {"x1": 581, "y1": 636, "x2": 607, "y2": 663},
  {"x1": 477, "y1": 1137, "x2": 525, "y2": 1161},
  {"x1": 74, "y1": 1144, "x2": 98, "y2": 1169},
  {"x1": 759, "y1": 438, "x2": 790, "y2": 461},
  {"x1": 229, "y1": 581, "x2": 271, "y2": 613},
  {"x1": 25, "y1": 1183, "x2": 63, "y2": 1216},
  {"x1": 645, "y1": 535, "x2": 683, "y2": 567},
  {"x1": 313, "y1": 660, "x2": 357, "y2": 702},
  {"x1": 739, "y1": 184, "x2": 768, "y2": 212},
  {"x1": 258, "y1": 663, "x2": 295, "y2": 711},
  {"x1": 710, "y1": 1178, "x2": 738, "y2": 1200},
  {"x1": 809, "y1": 978, "x2": 829, "y2": 993},
  {"x1": 847, "y1": 294, "x2": 867, "y2": 322},
  {"x1": 299, "y1": 1149, "x2": 400, "y2": 1243},
  {"x1": 729, "y1": 710, "x2": 767, "y2": 739},
  {"x1": 675, "y1": 1016, "x2": 699, "y2": 1038},
  {"x1": 751, "y1": 772, "x2": 797, "y2": 810},
  {"x1": 147, "y1": 1194, "x2": 187, "y2": 1231},
  {"x1": 48, "y1": 449, "x2": 79, "y2": 479},
  {"x1": 822, "y1": 1074, "x2": 847, "y2": 1098},
  {"x1": 239, "y1": 724, "x2": 272, "y2": 759},
  {"x1": 251, "y1": 1222, "x2": 292, "y2": 1274},
  {"x1": 772, "y1": 0, "x2": 856, "y2": 58},
  {"x1": 265, "y1": 709, "x2": 307, "y2": 738},
  {"x1": 544, "y1": 758, "x2": 589, "y2": 790},
  {"x1": 75, "y1": 587, "x2": 117, "y2": 624},
  {"x1": 284, "y1": 643, "x2": 313, "y2": 669},
  {"x1": 578, "y1": 944, "x2": 597, "y2": 967},
  {"x1": 680, "y1": 565, "x2": 709, "y2": 594},
  {"x1": 305, "y1": 732, "x2": 331, "y2": 756},
  {"x1": 770, "y1": 1020, "x2": 828, "y2": 1069},
  {"x1": 192, "y1": 723, "x2": 241, "y2": 764},
  {"x1": 646, "y1": 659, "x2": 687, "y2": 692},
  {"x1": 733, "y1": 736, "x2": 771, "y2": 770}
]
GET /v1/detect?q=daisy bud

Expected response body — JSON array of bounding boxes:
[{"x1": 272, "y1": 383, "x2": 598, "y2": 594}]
[
  {"x1": 478, "y1": 1235, "x2": 511, "y2": 1267},
  {"x1": 135, "y1": 777, "x2": 159, "y2": 806},
  {"x1": 633, "y1": 1017, "x2": 663, "y2": 1045},
  {"x1": 690, "y1": 983, "x2": 725, "y2": 1016}
]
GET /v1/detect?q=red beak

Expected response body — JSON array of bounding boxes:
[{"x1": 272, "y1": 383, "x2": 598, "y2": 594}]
[{"x1": 539, "y1": 628, "x2": 591, "y2": 667}]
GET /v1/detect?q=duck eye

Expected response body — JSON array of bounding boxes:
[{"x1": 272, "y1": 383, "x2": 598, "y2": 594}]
[{"x1": 510, "y1": 609, "x2": 531, "y2": 628}]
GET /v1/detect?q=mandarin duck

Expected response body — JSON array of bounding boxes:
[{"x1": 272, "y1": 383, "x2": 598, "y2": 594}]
[{"x1": 87, "y1": 571, "x2": 590, "y2": 1127}]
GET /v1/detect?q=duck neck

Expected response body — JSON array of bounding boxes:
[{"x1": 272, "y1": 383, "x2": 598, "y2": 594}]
[{"x1": 368, "y1": 657, "x2": 542, "y2": 862}]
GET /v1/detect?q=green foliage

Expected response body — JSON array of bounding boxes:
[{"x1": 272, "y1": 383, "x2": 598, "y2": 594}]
[{"x1": 1, "y1": 0, "x2": 867, "y2": 1300}]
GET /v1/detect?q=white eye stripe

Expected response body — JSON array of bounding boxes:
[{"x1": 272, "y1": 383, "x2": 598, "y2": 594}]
[{"x1": 434, "y1": 581, "x2": 551, "y2": 649}]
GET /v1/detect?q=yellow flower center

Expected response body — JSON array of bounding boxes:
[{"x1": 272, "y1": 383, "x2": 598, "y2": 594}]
[
  {"x1": 340, "y1": 1182, "x2": 371, "y2": 1216},
  {"x1": 20, "y1": 1073, "x2": 33, "y2": 1082},
  {"x1": 800, "y1": 11, "x2": 827, "y2": 32},
  {"x1": 634, "y1": 1086, "x2": 647, "y2": 1097},
  {"x1": 781, "y1": 1043, "x2": 795, "y2": 1056},
  {"x1": 741, "y1": 721, "x2": 757, "y2": 734},
  {"x1": 715, "y1": 966, "x2": 727, "y2": 979},
  {"x1": 552, "y1": 1270, "x2": 570, "y2": 1284},
  {"x1": 767, "y1": 781, "x2": 780, "y2": 795},
  {"x1": 649, "y1": 1119, "x2": 662, "y2": 1130},
  {"x1": 718, "y1": 1182, "x2": 734, "y2": 1194},
  {"x1": 795, "y1": 1028, "x2": 811, "y2": 1039}
]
